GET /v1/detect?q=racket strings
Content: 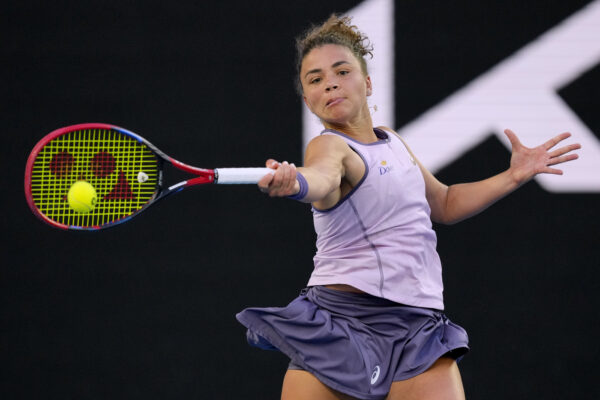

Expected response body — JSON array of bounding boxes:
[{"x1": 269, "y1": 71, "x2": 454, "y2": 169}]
[{"x1": 29, "y1": 129, "x2": 159, "y2": 228}]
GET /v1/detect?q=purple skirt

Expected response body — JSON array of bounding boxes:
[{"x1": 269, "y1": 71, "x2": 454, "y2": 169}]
[{"x1": 236, "y1": 286, "x2": 469, "y2": 400}]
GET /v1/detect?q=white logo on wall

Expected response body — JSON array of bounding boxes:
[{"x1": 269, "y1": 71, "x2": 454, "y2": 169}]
[{"x1": 302, "y1": 0, "x2": 600, "y2": 192}]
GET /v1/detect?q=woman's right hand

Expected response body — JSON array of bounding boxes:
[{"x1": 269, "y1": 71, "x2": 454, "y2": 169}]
[{"x1": 258, "y1": 159, "x2": 300, "y2": 197}]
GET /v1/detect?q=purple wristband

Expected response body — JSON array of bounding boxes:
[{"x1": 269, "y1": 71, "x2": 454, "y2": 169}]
[{"x1": 288, "y1": 171, "x2": 308, "y2": 201}]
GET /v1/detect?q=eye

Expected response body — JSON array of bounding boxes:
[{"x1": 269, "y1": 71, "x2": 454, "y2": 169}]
[
  {"x1": 338, "y1": 70, "x2": 349, "y2": 76},
  {"x1": 309, "y1": 77, "x2": 322, "y2": 84}
]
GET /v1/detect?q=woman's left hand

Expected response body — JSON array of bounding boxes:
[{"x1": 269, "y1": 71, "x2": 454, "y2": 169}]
[{"x1": 504, "y1": 129, "x2": 581, "y2": 185}]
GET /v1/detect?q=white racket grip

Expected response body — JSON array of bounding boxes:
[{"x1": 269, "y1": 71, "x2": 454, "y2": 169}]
[{"x1": 215, "y1": 167, "x2": 275, "y2": 184}]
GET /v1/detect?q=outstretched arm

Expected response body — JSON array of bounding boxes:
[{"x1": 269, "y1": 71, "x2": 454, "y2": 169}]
[
  {"x1": 257, "y1": 134, "x2": 351, "y2": 203},
  {"x1": 408, "y1": 129, "x2": 581, "y2": 225}
]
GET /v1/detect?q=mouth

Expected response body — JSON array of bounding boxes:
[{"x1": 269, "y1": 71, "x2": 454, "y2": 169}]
[{"x1": 326, "y1": 97, "x2": 344, "y2": 107}]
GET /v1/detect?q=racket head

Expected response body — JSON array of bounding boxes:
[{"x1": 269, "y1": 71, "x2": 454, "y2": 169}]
[{"x1": 25, "y1": 123, "x2": 164, "y2": 230}]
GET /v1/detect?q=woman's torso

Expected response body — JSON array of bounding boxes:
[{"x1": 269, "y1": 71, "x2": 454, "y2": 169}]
[{"x1": 308, "y1": 127, "x2": 445, "y2": 310}]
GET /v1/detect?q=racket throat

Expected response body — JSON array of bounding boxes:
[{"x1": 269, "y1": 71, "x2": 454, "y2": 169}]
[{"x1": 183, "y1": 176, "x2": 214, "y2": 186}]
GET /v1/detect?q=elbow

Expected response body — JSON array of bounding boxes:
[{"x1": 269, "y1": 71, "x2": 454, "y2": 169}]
[
  {"x1": 429, "y1": 188, "x2": 452, "y2": 225},
  {"x1": 440, "y1": 216, "x2": 460, "y2": 225},
  {"x1": 432, "y1": 210, "x2": 469, "y2": 225},
  {"x1": 431, "y1": 213, "x2": 456, "y2": 226}
]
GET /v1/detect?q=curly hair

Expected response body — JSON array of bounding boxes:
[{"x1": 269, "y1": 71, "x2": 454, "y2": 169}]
[{"x1": 295, "y1": 14, "x2": 374, "y2": 94}]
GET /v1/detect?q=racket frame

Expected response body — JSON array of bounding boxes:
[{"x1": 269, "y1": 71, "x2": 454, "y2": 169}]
[{"x1": 25, "y1": 123, "x2": 217, "y2": 230}]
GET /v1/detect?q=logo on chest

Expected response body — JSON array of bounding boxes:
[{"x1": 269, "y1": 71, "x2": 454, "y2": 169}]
[{"x1": 378, "y1": 160, "x2": 394, "y2": 175}]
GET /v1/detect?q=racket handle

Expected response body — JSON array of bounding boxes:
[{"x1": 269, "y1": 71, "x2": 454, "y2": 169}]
[{"x1": 215, "y1": 168, "x2": 275, "y2": 184}]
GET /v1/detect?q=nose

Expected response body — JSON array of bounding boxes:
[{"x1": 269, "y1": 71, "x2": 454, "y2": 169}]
[{"x1": 325, "y1": 83, "x2": 339, "y2": 92}]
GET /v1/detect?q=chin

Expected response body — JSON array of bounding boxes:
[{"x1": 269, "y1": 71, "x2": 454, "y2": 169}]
[{"x1": 321, "y1": 113, "x2": 350, "y2": 126}]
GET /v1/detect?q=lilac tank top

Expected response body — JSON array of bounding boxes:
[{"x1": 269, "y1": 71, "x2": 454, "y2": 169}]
[{"x1": 307, "y1": 128, "x2": 444, "y2": 310}]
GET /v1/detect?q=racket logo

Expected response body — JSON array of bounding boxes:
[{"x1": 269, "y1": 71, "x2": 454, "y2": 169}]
[{"x1": 90, "y1": 151, "x2": 116, "y2": 178}]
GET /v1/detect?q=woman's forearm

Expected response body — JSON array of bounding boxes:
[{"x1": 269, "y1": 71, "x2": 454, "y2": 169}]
[{"x1": 440, "y1": 170, "x2": 521, "y2": 224}]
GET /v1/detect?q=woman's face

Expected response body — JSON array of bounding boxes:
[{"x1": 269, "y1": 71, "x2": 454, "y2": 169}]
[{"x1": 300, "y1": 44, "x2": 372, "y2": 127}]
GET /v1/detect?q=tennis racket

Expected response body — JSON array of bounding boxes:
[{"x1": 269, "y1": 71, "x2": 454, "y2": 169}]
[{"x1": 25, "y1": 123, "x2": 274, "y2": 231}]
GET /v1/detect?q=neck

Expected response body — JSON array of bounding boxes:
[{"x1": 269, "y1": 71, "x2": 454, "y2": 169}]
[{"x1": 322, "y1": 106, "x2": 376, "y2": 143}]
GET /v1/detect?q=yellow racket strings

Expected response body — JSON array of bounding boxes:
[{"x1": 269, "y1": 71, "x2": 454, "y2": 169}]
[{"x1": 30, "y1": 129, "x2": 159, "y2": 227}]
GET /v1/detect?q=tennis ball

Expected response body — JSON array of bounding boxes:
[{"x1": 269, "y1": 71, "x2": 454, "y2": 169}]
[{"x1": 67, "y1": 181, "x2": 97, "y2": 213}]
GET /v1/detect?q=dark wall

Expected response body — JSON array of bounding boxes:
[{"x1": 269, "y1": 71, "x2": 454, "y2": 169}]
[{"x1": 3, "y1": 1, "x2": 599, "y2": 399}]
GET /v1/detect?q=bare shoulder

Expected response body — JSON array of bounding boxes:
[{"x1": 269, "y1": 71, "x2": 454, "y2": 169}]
[
  {"x1": 376, "y1": 125, "x2": 415, "y2": 153},
  {"x1": 305, "y1": 133, "x2": 352, "y2": 161},
  {"x1": 376, "y1": 126, "x2": 447, "y2": 197},
  {"x1": 306, "y1": 133, "x2": 349, "y2": 151},
  {"x1": 377, "y1": 125, "x2": 403, "y2": 141},
  {"x1": 376, "y1": 125, "x2": 397, "y2": 134}
]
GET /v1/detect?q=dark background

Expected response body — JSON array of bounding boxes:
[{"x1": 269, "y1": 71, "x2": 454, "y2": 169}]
[{"x1": 3, "y1": 1, "x2": 599, "y2": 399}]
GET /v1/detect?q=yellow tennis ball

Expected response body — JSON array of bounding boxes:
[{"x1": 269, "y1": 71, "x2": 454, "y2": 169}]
[{"x1": 68, "y1": 181, "x2": 97, "y2": 213}]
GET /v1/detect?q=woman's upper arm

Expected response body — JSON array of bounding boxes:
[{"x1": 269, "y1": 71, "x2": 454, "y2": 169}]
[
  {"x1": 299, "y1": 134, "x2": 350, "y2": 201},
  {"x1": 414, "y1": 159, "x2": 449, "y2": 223}
]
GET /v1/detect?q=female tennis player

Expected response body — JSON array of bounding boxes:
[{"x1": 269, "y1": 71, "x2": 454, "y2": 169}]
[{"x1": 237, "y1": 15, "x2": 580, "y2": 400}]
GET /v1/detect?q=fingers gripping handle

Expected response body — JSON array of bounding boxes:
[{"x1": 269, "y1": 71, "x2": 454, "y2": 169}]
[{"x1": 215, "y1": 168, "x2": 275, "y2": 184}]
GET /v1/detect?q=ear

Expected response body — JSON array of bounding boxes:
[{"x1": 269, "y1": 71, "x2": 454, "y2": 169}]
[{"x1": 366, "y1": 76, "x2": 373, "y2": 97}]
